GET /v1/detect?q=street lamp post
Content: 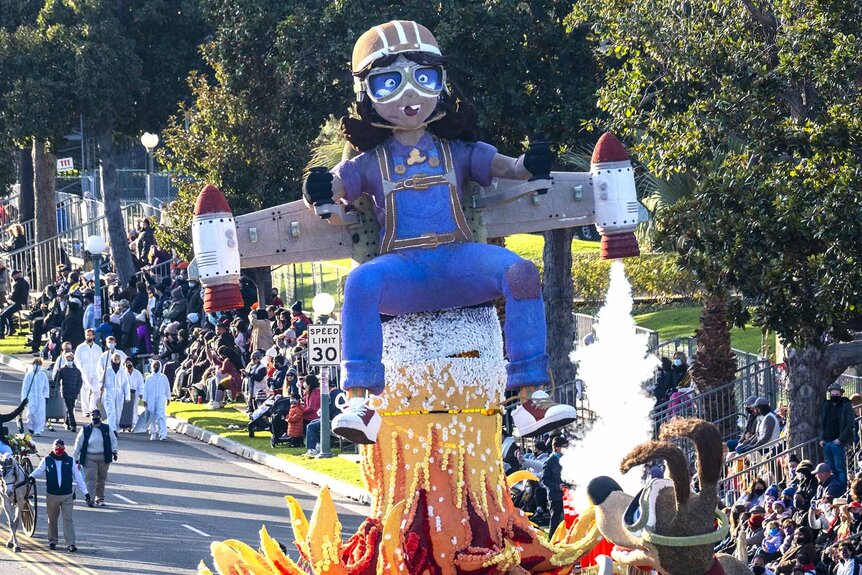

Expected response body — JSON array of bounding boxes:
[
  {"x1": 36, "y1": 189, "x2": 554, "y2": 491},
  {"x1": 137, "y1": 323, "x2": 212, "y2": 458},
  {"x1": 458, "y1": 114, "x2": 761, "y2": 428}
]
[
  {"x1": 86, "y1": 235, "x2": 106, "y2": 321},
  {"x1": 312, "y1": 292, "x2": 336, "y2": 459},
  {"x1": 140, "y1": 132, "x2": 159, "y2": 207}
]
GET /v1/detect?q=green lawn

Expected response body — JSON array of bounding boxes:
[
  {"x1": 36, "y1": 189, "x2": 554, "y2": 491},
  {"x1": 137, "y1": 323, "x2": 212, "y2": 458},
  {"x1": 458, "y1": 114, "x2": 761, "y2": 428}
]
[
  {"x1": 506, "y1": 233, "x2": 599, "y2": 264},
  {"x1": 634, "y1": 305, "x2": 775, "y2": 358},
  {"x1": 0, "y1": 336, "x2": 30, "y2": 356},
  {"x1": 167, "y1": 402, "x2": 364, "y2": 487}
]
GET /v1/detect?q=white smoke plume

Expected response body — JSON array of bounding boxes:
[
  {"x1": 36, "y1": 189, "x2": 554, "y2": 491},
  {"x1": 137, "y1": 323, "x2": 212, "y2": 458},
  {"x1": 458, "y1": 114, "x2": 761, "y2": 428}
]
[{"x1": 562, "y1": 260, "x2": 659, "y2": 507}]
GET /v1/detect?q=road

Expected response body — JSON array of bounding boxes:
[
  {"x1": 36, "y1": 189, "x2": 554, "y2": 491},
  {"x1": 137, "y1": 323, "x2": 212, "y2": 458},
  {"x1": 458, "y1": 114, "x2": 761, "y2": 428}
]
[{"x1": 0, "y1": 364, "x2": 367, "y2": 575}]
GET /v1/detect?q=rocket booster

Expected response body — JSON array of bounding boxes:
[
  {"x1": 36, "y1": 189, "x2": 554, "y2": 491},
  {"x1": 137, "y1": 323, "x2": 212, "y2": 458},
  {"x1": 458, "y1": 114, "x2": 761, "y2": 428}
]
[
  {"x1": 192, "y1": 184, "x2": 245, "y2": 313},
  {"x1": 590, "y1": 133, "x2": 641, "y2": 260}
]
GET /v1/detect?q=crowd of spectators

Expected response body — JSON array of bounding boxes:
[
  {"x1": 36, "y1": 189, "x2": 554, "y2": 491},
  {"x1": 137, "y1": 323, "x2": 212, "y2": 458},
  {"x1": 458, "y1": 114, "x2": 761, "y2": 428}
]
[
  {"x1": 10, "y1": 217, "x2": 335, "y2": 456},
  {"x1": 714, "y1": 382, "x2": 862, "y2": 575}
]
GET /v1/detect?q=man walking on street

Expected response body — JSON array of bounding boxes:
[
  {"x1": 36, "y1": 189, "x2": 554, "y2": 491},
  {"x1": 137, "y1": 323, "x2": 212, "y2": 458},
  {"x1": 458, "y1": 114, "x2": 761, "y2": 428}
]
[
  {"x1": 56, "y1": 352, "x2": 83, "y2": 432},
  {"x1": 142, "y1": 360, "x2": 170, "y2": 441},
  {"x1": 72, "y1": 409, "x2": 117, "y2": 507},
  {"x1": 541, "y1": 435, "x2": 568, "y2": 536},
  {"x1": 28, "y1": 439, "x2": 90, "y2": 552},
  {"x1": 820, "y1": 382, "x2": 855, "y2": 490},
  {"x1": 21, "y1": 358, "x2": 50, "y2": 436},
  {"x1": 74, "y1": 329, "x2": 102, "y2": 416}
]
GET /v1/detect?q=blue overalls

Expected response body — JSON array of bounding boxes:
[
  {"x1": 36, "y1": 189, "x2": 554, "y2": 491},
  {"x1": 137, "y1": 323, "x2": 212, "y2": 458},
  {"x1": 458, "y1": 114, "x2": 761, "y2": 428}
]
[{"x1": 341, "y1": 137, "x2": 550, "y2": 394}]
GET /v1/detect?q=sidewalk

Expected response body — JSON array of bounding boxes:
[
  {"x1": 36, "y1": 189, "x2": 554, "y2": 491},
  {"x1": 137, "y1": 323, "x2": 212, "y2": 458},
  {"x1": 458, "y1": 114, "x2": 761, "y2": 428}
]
[{"x1": 0, "y1": 345, "x2": 371, "y2": 505}]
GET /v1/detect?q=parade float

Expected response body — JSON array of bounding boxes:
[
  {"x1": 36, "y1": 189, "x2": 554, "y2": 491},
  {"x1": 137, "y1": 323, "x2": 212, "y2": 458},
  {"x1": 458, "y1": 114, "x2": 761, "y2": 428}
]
[{"x1": 188, "y1": 19, "x2": 732, "y2": 575}]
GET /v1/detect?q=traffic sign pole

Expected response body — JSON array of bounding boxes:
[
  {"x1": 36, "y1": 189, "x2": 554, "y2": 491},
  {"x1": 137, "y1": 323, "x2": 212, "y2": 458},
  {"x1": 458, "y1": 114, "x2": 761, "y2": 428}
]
[
  {"x1": 307, "y1": 323, "x2": 341, "y2": 459},
  {"x1": 318, "y1": 369, "x2": 333, "y2": 458}
]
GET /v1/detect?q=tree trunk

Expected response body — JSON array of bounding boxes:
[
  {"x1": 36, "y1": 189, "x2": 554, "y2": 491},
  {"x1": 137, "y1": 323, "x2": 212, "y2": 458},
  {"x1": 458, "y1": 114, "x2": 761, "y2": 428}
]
[
  {"x1": 785, "y1": 345, "x2": 831, "y2": 451},
  {"x1": 95, "y1": 125, "x2": 135, "y2": 284},
  {"x1": 691, "y1": 296, "x2": 738, "y2": 439},
  {"x1": 33, "y1": 138, "x2": 58, "y2": 290},
  {"x1": 246, "y1": 266, "x2": 272, "y2": 307},
  {"x1": 542, "y1": 228, "x2": 577, "y2": 385},
  {"x1": 18, "y1": 148, "x2": 34, "y2": 223}
]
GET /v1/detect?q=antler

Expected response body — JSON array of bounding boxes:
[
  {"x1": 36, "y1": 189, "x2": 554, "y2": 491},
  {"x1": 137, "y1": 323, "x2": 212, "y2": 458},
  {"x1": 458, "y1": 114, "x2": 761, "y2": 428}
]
[
  {"x1": 620, "y1": 440, "x2": 691, "y2": 505},
  {"x1": 659, "y1": 418, "x2": 723, "y2": 486}
]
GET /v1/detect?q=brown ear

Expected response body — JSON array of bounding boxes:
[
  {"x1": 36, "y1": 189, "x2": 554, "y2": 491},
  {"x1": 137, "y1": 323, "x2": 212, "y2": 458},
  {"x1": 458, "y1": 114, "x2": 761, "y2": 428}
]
[
  {"x1": 621, "y1": 440, "x2": 691, "y2": 505},
  {"x1": 659, "y1": 418, "x2": 723, "y2": 485}
]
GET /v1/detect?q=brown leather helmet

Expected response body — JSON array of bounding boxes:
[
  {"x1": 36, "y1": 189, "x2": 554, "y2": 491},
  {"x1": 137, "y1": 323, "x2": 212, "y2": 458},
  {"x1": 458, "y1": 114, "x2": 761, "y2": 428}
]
[{"x1": 351, "y1": 20, "x2": 441, "y2": 75}]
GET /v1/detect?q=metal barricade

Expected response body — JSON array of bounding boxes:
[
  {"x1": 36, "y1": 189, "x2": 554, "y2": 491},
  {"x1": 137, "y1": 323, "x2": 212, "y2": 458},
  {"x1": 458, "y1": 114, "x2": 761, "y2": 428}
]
[{"x1": 720, "y1": 438, "x2": 819, "y2": 507}]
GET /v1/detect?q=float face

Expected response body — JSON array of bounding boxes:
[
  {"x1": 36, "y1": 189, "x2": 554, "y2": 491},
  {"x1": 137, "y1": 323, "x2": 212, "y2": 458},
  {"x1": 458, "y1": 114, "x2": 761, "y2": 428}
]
[
  {"x1": 590, "y1": 133, "x2": 640, "y2": 260},
  {"x1": 192, "y1": 184, "x2": 244, "y2": 312}
]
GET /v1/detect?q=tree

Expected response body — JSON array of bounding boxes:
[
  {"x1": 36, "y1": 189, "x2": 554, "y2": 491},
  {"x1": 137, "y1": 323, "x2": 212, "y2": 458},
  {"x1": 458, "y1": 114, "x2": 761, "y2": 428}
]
[
  {"x1": 0, "y1": 13, "x2": 76, "y2": 285},
  {"x1": 569, "y1": 0, "x2": 862, "y2": 446},
  {"x1": 30, "y1": 0, "x2": 207, "y2": 283}
]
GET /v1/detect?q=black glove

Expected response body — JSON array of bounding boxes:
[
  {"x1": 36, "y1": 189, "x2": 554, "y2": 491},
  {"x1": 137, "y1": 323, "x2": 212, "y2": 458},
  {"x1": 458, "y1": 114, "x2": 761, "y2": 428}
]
[
  {"x1": 27, "y1": 476, "x2": 35, "y2": 485},
  {"x1": 84, "y1": 493, "x2": 92, "y2": 505},
  {"x1": 303, "y1": 167, "x2": 334, "y2": 207},
  {"x1": 523, "y1": 134, "x2": 553, "y2": 190},
  {"x1": 112, "y1": 452, "x2": 118, "y2": 462}
]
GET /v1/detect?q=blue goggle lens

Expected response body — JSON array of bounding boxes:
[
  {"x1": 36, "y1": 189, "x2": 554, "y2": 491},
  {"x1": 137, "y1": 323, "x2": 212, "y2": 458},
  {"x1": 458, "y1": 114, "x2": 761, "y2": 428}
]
[
  {"x1": 413, "y1": 66, "x2": 443, "y2": 91},
  {"x1": 367, "y1": 72, "x2": 403, "y2": 100}
]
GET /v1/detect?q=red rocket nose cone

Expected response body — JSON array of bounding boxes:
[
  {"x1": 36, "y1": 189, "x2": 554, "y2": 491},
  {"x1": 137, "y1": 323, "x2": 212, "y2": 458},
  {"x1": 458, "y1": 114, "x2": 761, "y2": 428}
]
[
  {"x1": 195, "y1": 184, "x2": 232, "y2": 216},
  {"x1": 204, "y1": 283, "x2": 245, "y2": 313},
  {"x1": 591, "y1": 132, "x2": 629, "y2": 164}
]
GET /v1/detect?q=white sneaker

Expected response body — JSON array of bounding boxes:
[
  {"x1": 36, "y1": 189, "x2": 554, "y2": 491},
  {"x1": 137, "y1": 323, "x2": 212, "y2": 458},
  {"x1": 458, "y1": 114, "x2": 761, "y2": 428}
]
[
  {"x1": 305, "y1": 449, "x2": 319, "y2": 457},
  {"x1": 511, "y1": 390, "x2": 577, "y2": 438},
  {"x1": 331, "y1": 396, "x2": 382, "y2": 445}
]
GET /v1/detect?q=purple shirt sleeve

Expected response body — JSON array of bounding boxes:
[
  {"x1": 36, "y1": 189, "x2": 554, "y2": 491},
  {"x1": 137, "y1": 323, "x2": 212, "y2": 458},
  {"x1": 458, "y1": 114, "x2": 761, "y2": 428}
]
[
  {"x1": 332, "y1": 154, "x2": 367, "y2": 204},
  {"x1": 452, "y1": 140, "x2": 497, "y2": 189}
]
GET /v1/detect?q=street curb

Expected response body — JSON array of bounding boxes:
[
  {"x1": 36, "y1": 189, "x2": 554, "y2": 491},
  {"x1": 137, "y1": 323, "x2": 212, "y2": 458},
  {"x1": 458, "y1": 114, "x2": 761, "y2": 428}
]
[
  {"x1": 0, "y1": 351, "x2": 29, "y2": 373},
  {"x1": 167, "y1": 416, "x2": 371, "y2": 506}
]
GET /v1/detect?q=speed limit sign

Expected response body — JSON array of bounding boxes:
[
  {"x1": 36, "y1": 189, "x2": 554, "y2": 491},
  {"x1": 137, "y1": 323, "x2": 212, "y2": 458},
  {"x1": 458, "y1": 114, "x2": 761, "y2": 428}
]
[{"x1": 307, "y1": 323, "x2": 341, "y2": 367}]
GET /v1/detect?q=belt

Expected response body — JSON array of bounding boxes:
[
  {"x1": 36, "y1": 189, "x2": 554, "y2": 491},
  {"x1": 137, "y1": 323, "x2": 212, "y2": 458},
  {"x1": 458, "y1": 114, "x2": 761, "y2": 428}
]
[
  {"x1": 392, "y1": 174, "x2": 450, "y2": 192},
  {"x1": 389, "y1": 232, "x2": 458, "y2": 251}
]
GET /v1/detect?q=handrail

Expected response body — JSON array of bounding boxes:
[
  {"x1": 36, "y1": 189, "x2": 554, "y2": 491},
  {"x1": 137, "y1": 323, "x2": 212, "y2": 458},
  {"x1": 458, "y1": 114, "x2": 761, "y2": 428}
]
[{"x1": 723, "y1": 434, "x2": 787, "y2": 468}]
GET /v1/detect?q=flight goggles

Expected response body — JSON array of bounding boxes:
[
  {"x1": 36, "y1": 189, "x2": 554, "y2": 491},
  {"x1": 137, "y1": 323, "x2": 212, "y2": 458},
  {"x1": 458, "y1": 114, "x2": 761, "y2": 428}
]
[{"x1": 356, "y1": 62, "x2": 446, "y2": 103}]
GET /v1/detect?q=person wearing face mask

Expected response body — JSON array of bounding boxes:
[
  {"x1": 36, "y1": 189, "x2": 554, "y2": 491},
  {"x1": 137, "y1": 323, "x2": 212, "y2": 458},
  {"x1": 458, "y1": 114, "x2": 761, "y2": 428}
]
[
  {"x1": 28, "y1": 439, "x2": 89, "y2": 552},
  {"x1": 122, "y1": 359, "x2": 143, "y2": 428},
  {"x1": 73, "y1": 329, "x2": 102, "y2": 416},
  {"x1": 815, "y1": 463, "x2": 844, "y2": 502},
  {"x1": 141, "y1": 361, "x2": 170, "y2": 441},
  {"x1": 809, "y1": 497, "x2": 841, "y2": 547},
  {"x1": 56, "y1": 352, "x2": 83, "y2": 432},
  {"x1": 770, "y1": 525, "x2": 817, "y2": 574},
  {"x1": 100, "y1": 353, "x2": 130, "y2": 435},
  {"x1": 21, "y1": 357, "x2": 50, "y2": 436},
  {"x1": 740, "y1": 479, "x2": 769, "y2": 511},
  {"x1": 72, "y1": 409, "x2": 117, "y2": 507},
  {"x1": 821, "y1": 382, "x2": 855, "y2": 491}
]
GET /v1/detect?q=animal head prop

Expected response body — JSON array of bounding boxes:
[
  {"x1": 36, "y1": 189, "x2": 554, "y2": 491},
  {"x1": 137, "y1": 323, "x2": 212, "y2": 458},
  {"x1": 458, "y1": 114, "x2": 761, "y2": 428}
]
[{"x1": 586, "y1": 419, "x2": 752, "y2": 575}]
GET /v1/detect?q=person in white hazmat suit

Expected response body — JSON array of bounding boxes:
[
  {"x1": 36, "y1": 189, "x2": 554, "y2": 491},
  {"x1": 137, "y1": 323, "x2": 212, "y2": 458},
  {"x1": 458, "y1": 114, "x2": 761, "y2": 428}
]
[
  {"x1": 100, "y1": 354, "x2": 129, "y2": 435},
  {"x1": 74, "y1": 329, "x2": 102, "y2": 416},
  {"x1": 142, "y1": 360, "x2": 170, "y2": 441},
  {"x1": 122, "y1": 358, "x2": 143, "y2": 427},
  {"x1": 21, "y1": 358, "x2": 50, "y2": 435},
  {"x1": 97, "y1": 337, "x2": 127, "y2": 384}
]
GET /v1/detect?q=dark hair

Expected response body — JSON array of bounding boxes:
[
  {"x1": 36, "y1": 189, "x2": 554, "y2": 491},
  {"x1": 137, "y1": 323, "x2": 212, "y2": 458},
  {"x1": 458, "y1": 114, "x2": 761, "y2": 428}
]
[
  {"x1": 340, "y1": 52, "x2": 479, "y2": 152},
  {"x1": 304, "y1": 374, "x2": 319, "y2": 390},
  {"x1": 273, "y1": 355, "x2": 285, "y2": 367},
  {"x1": 757, "y1": 404, "x2": 771, "y2": 415},
  {"x1": 255, "y1": 309, "x2": 268, "y2": 320}
]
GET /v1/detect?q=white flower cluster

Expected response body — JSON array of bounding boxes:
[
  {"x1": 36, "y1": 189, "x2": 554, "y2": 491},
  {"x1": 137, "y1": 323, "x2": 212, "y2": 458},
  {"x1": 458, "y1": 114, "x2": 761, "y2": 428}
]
[
  {"x1": 378, "y1": 307, "x2": 507, "y2": 412},
  {"x1": 381, "y1": 306, "x2": 504, "y2": 363}
]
